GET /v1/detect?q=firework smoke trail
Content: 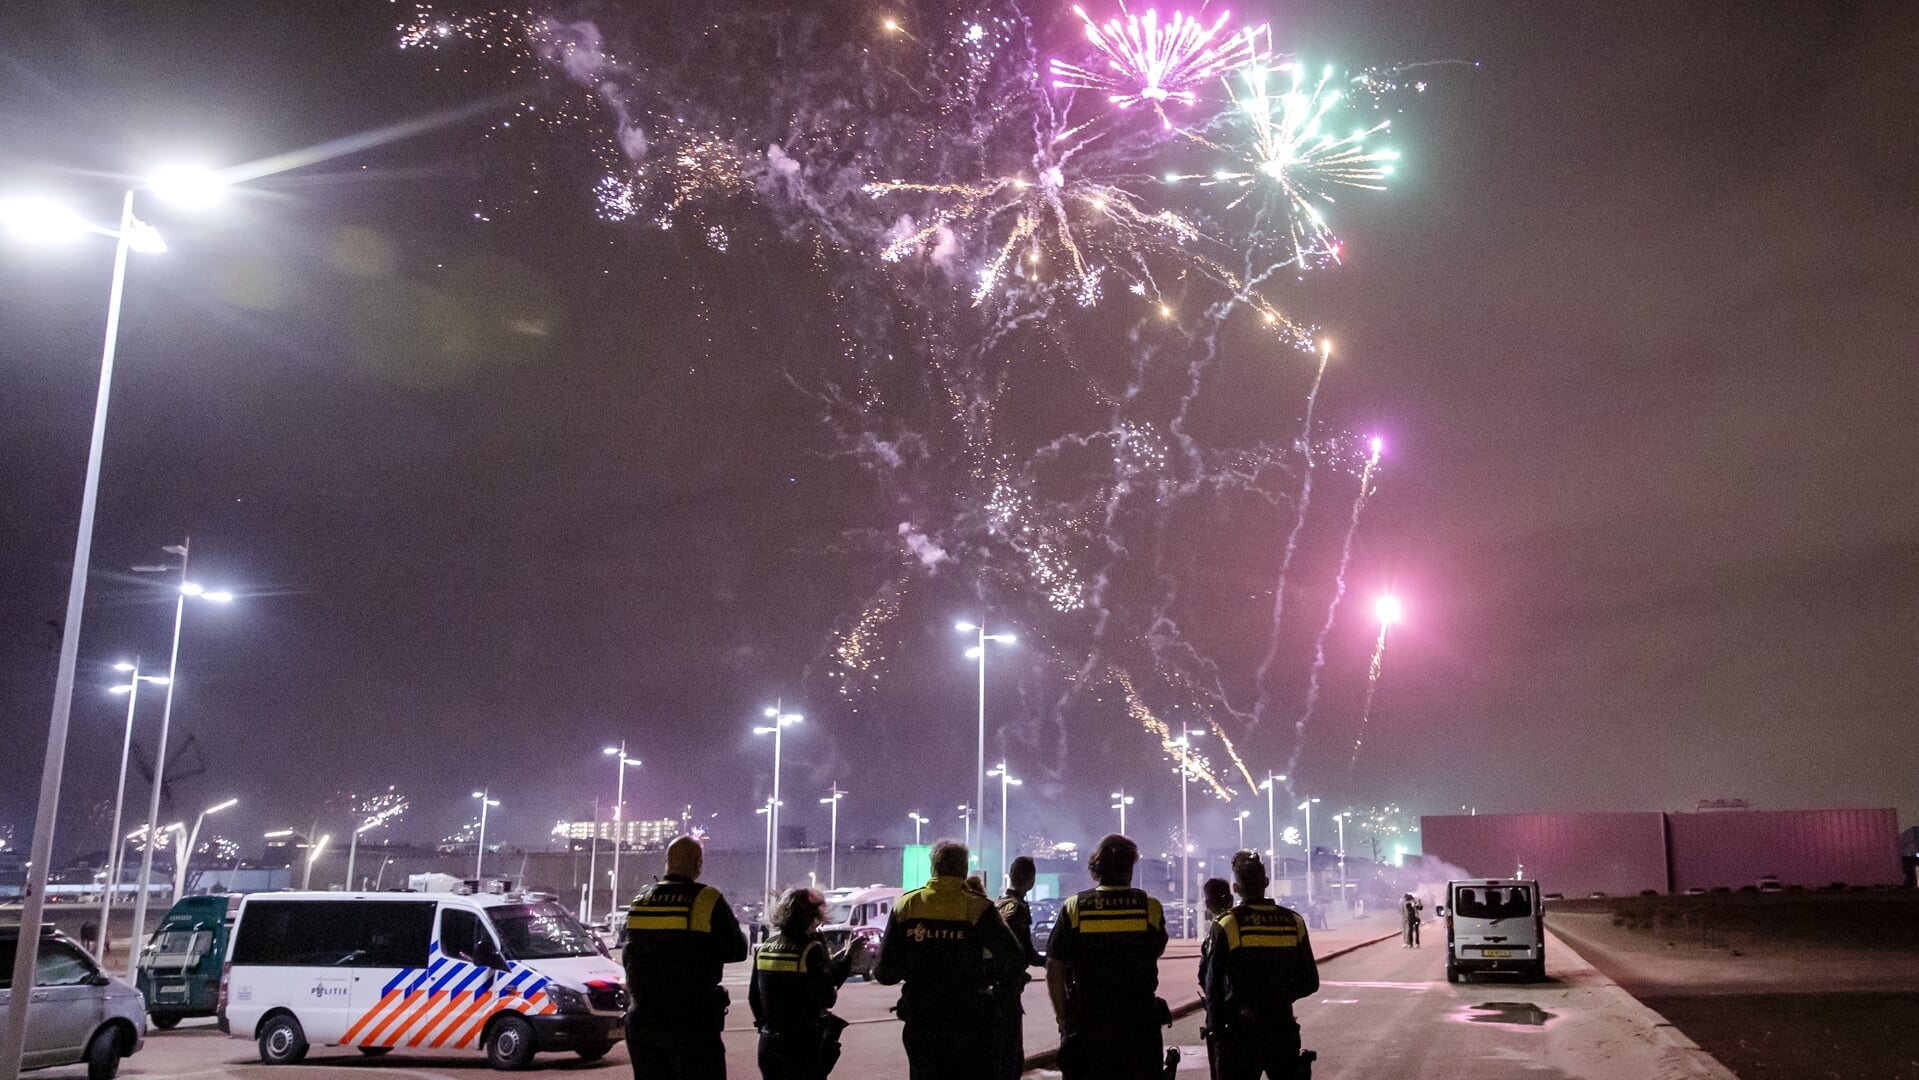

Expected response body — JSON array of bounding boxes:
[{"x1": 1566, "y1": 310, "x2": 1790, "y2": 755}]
[
  {"x1": 1248, "y1": 339, "x2": 1330, "y2": 732},
  {"x1": 1285, "y1": 434, "x2": 1382, "y2": 779},
  {"x1": 1349, "y1": 595, "x2": 1399, "y2": 772}
]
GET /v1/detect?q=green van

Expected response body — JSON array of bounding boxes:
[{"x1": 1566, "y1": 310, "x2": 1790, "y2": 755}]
[{"x1": 134, "y1": 895, "x2": 237, "y2": 1028}]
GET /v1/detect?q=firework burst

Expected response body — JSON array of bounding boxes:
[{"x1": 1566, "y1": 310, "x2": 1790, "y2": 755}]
[{"x1": 1050, "y1": 2, "x2": 1271, "y2": 124}]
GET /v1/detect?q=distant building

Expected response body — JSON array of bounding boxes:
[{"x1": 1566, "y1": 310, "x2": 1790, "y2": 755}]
[{"x1": 555, "y1": 818, "x2": 679, "y2": 851}]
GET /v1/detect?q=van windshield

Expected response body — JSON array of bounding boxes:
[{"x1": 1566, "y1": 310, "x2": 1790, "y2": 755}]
[
  {"x1": 1454, "y1": 887, "x2": 1534, "y2": 920},
  {"x1": 487, "y1": 903, "x2": 600, "y2": 960},
  {"x1": 822, "y1": 901, "x2": 854, "y2": 926}
]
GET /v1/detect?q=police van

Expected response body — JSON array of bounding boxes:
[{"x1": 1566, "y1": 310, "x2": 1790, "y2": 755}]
[
  {"x1": 220, "y1": 891, "x2": 628, "y2": 1069},
  {"x1": 1439, "y1": 878, "x2": 1546, "y2": 982}
]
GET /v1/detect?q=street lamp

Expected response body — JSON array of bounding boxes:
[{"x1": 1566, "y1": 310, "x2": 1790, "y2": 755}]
[
  {"x1": 174, "y1": 798, "x2": 237, "y2": 899},
  {"x1": 125, "y1": 538, "x2": 234, "y2": 978},
  {"x1": 303, "y1": 833, "x2": 331, "y2": 890},
  {"x1": 97, "y1": 660, "x2": 168, "y2": 962},
  {"x1": 2, "y1": 171, "x2": 230, "y2": 1070},
  {"x1": 373, "y1": 857, "x2": 396, "y2": 891},
  {"x1": 1259, "y1": 773, "x2": 1287, "y2": 863},
  {"x1": 756, "y1": 800, "x2": 776, "y2": 904},
  {"x1": 344, "y1": 816, "x2": 382, "y2": 893},
  {"x1": 957, "y1": 621, "x2": 1015, "y2": 892},
  {"x1": 1332, "y1": 812, "x2": 1349, "y2": 912},
  {"x1": 602, "y1": 744, "x2": 642, "y2": 916},
  {"x1": 1297, "y1": 798, "x2": 1320, "y2": 909},
  {"x1": 1110, "y1": 790, "x2": 1135, "y2": 835},
  {"x1": 754, "y1": 702, "x2": 803, "y2": 895},
  {"x1": 957, "y1": 805, "x2": 974, "y2": 854},
  {"x1": 1173, "y1": 724, "x2": 1205, "y2": 938},
  {"x1": 988, "y1": 763, "x2": 1021, "y2": 883},
  {"x1": 820, "y1": 785, "x2": 846, "y2": 890},
  {"x1": 908, "y1": 811, "x2": 926, "y2": 846},
  {"x1": 472, "y1": 790, "x2": 500, "y2": 880},
  {"x1": 1236, "y1": 810, "x2": 1251, "y2": 851}
]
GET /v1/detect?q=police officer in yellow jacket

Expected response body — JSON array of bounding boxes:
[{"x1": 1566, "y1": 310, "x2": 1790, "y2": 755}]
[
  {"x1": 1045, "y1": 833, "x2": 1169, "y2": 1080},
  {"x1": 749, "y1": 887, "x2": 863, "y2": 1079},
  {"x1": 624, "y1": 836, "x2": 749, "y2": 1080},
  {"x1": 992, "y1": 856, "x2": 1047, "y2": 1079},
  {"x1": 1202, "y1": 850, "x2": 1319, "y2": 1080},
  {"x1": 873, "y1": 840, "x2": 1023, "y2": 1079}
]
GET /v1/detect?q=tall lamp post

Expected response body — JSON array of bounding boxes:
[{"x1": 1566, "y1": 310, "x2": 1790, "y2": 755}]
[
  {"x1": 957, "y1": 805, "x2": 974, "y2": 854},
  {"x1": 957, "y1": 621, "x2": 1015, "y2": 892},
  {"x1": 126, "y1": 540, "x2": 234, "y2": 980},
  {"x1": 472, "y1": 790, "x2": 500, "y2": 880},
  {"x1": 987, "y1": 763, "x2": 1020, "y2": 881},
  {"x1": 908, "y1": 812, "x2": 926, "y2": 846},
  {"x1": 1297, "y1": 798, "x2": 1320, "y2": 909},
  {"x1": 757, "y1": 799, "x2": 776, "y2": 904},
  {"x1": 1235, "y1": 810, "x2": 1251, "y2": 851},
  {"x1": 98, "y1": 660, "x2": 168, "y2": 962},
  {"x1": 1173, "y1": 724, "x2": 1205, "y2": 938},
  {"x1": 1332, "y1": 812, "x2": 1348, "y2": 911},
  {"x1": 174, "y1": 798, "x2": 237, "y2": 899},
  {"x1": 0, "y1": 172, "x2": 224, "y2": 1068},
  {"x1": 1110, "y1": 790, "x2": 1134, "y2": 835},
  {"x1": 1259, "y1": 772, "x2": 1286, "y2": 862},
  {"x1": 754, "y1": 703, "x2": 803, "y2": 895},
  {"x1": 302, "y1": 833, "x2": 331, "y2": 890},
  {"x1": 602, "y1": 744, "x2": 641, "y2": 915},
  {"x1": 820, "y1": 785, "x2": 846, "y2": 890}
]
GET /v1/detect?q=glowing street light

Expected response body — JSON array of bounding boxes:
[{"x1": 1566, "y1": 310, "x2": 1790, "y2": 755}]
[
  {"x1": 754, "y1": 702, "x2": 803, "y2": 896},
  {"x1": 1236, "y1": 809, "x2": 1252, "y2": 851},
  {"x1": 907, "y1": 811, "x2": 927, "y2": 846},
  {"x1": 1110, "y1": 790, "x2": 1135, "y2": 834},
  {"x1": 957, "y1": 621, "x2": 1016, "y2": 891},
  {"x1": 1332, "y1": 812, "x2": 1349, "y2": 910},
  {"x1": 987, "y1": 764, "x2": 1021, "y2": 883},
  {"x1": 1297, "y1": 798, "x2": 1321, "y2": 909},
  {"x1": 1259, "y1": 772, "x2": 1287, "y2": 863},
  {"x1": 602, "y1": 743, "x2": 642, "y2": 916},
  {"x1": 302, "y1": 833, "x2": 332, "y2": 890},
  {"x1": 175, "y1": 798, "x2": 237, "y2": 899},
  {"x1": 4, "y1": 170, "x2": 232, "y2": 1051},
  {"x1": 820, "y1": 785, "x2": 846, "y2": 890},
  {"x1": 471, "y1": 790, "x2": 500, "y2": 880}
]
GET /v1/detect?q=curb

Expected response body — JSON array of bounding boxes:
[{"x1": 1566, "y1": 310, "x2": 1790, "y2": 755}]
[
  {"x1": 1022, "y1": 930, "x2": 1401, "y2": 1072},
  {"x1": 1543, "y1": 929, "x2": 1740, "y2": 1080}
]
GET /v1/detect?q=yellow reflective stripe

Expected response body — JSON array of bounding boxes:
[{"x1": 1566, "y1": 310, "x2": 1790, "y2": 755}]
[
  {"x1": 755, "y1": 955, "x2": 803, "y2": 972},
  {"x1": 691, "y1": 887, "x2": 719, "y2": 933},
  {"x1": 1080, "y1": 917, "x2": 1150, "y2": 933},
  {"x1": 1062, "y1": 895, "x2": 1080, "y2": 930},
  {"x1": 1221, "y1": 912, "x2": 1241, "y2": 950},
  {"x1": 628, "y1": 915, "x2": 692, "y2": 931}
]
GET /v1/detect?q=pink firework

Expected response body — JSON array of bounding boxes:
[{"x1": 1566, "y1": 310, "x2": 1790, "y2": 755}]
[{"x1": 1050, "y1": 2, "x2": 1269, "y2": 118}]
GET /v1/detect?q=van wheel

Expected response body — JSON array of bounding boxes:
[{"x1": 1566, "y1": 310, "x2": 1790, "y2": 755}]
[
  {"x1": 1445, "y1": 964, "x2": 1460, "y2": 984},
  {"x1": 485, "y1": 1015, "x2": 537, "y2": 1070},
  {"x1": 1530, "y1": 959, "x2": 1548, "y2": 981},
  {"x1": 258, "y1": 1014, "x2": 309, "y2": 1065},
  {"x1": 149, "y1": 1012, "x2": 182, "y2": 1030},
  {"x1": 85, "y1": 1028, "x2": 123, "y2": 1080}
]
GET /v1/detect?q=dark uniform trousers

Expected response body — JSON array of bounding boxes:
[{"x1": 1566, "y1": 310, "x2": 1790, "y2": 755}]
[
  {"x1": 1203, "y1": 900, "x2": 1319, "y2": 1080},
  {"x1": 624, "y1": 877, "x2": 748, "y2": 1080},
  {"x1": 1049, "y1": 886, "x2": 1170, "y2": 1080}
]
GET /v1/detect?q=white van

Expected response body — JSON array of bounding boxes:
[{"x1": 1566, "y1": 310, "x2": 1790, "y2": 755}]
[
  {"x1": 816, "y1": 886, "x2": 902, "y2": 980},
  {"x1": 220, "y1": 891, "x2": 628, "y2": 1069},
  {"x1": 1440, "y1": 878, "x2": 1545, "y2": 982}
]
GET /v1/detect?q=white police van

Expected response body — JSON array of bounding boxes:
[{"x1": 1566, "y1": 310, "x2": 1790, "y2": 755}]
[{"x1": 220, "y1": 891, "x2": 627, "y2": 1069}]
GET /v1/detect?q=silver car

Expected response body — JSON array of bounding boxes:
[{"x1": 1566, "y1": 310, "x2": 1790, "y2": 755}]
[{"x1": 0, "y1": 926, "x2": 146, "y2": 1079}]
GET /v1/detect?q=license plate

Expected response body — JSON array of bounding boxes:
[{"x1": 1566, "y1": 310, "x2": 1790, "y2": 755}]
[{"x1": 1480, "y1": 949, "x2": 1512, "y2": 958}]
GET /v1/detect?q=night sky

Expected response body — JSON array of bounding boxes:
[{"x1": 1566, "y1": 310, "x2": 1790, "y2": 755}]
[{"x1": 3, "y1": 0, "x2": 1914, "y2": 865}]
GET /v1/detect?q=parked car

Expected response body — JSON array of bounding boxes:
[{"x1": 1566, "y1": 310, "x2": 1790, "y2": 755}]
[{"x1": 0, "y1": 925, "x2": 146, "y2": 1078}]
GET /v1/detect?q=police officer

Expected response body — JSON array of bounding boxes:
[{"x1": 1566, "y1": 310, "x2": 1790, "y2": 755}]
[
  {"x1": 1202, "y1": 850, "x2": 1320, "y2": 1080},
  {"x1": 749, "y1": 887, "x2": 863, "y2": 1079},
  {"x1": 1044, "y1": 833, "x2": 1169, "y2": 1080},
  {"x1": 992, "y1": 856, "x2": 1047, "y2": 1079},
  {"x1": 624, "y1": 835, "x2": 749, "y2": 1079},
  {"x1": 1196, "y1": 877, "x2": 1235, "y2": 1080},
  {"x1": 873, "y1": 840, "x2": 1023, "y2": 1079}
]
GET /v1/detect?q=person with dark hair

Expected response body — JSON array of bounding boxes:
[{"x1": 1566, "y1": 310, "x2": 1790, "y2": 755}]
[
  {"x1": 874, "y1": 840, "x2": 1023, "y2": 1079},
  {"x1": 1045, "y1": 833, "x2": 1169, "y2": 1079},
  {"x1": 991, "y1": 856, "x2": 1046, "y2": 1079},
  {"x1": 1203, "y1": 850, "x2": 1319, "y2": 1080},
  {"x1": 624, "y1": 835, "x2": 749, "y2": 1079},
  {"x1": 1196, "y1": 877, "x2": 1234, "y2": 1080},
  {"x1": 749, "y1": 887, "x2": 864, "y2": 1079},
  {"x1": 1400, "y1": 892, "x2": 1423, "y2": 948}
]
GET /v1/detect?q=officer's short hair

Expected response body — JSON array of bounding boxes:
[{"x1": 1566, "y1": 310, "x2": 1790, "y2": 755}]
[
  {"x1": 1202, "y1": 877, "x2": 1234, "y2": 916},
  {"x1": 1008, "y1": 856, "x2": 1036, "y2": 891},
  {"x1": 1088, "y1": 833, "x2": 1139, "y2": 887},
  {"x1": 932, "y1": 840, "x2": 969, "y2": 878},
  {"x1": 1231, "y1": 849, "x2": 1270, "y2": 895}
]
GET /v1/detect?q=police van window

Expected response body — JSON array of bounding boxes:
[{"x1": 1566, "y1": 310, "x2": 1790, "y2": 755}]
[
  {"x1": 442, "y1": 908, "x2": 488, "y2": 964},
  {"x1": 233, "y1": 901, "x2": 435, "y2": 967}
]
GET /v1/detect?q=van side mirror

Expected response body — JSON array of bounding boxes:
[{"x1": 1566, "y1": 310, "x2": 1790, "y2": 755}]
[
  {"x1": 1434, "y1": 905, "x2": 1447, "y2": 917},
  {"x1": 89, "y1": 973, "x2": 112, "y2": 987},
  {"x1": 473, "y1": 938, "x2": 510, "y2": 970}
]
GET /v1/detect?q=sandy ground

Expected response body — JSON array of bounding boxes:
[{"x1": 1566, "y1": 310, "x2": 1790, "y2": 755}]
[{"x1": 1548, "y1": 892, "x2": 1919, "y2": 1080}]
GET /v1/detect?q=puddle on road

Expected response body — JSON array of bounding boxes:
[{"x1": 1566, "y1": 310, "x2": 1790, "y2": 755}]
[{"x1": 1459, "y1": 1000, "x2": 1556, "y2": 1027}]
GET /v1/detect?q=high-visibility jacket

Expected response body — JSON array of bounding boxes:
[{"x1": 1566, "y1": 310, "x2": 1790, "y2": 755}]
[
  {"x1": 873, "y1": 874, "x2": 1022, "y2": 1020},
  {"x1": 622, "y1": 875, "x2": 748, "y2": 1023},
  {"x1": 748, "y1": 932, "x2": 847, "y2": 1035},
  {"x1": 1201, "y1": 898, "x2": 1318, "y2": 1029},
  {"x1": 1045, "y1": 885, "x2": 1168, "y2": 1027}
]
